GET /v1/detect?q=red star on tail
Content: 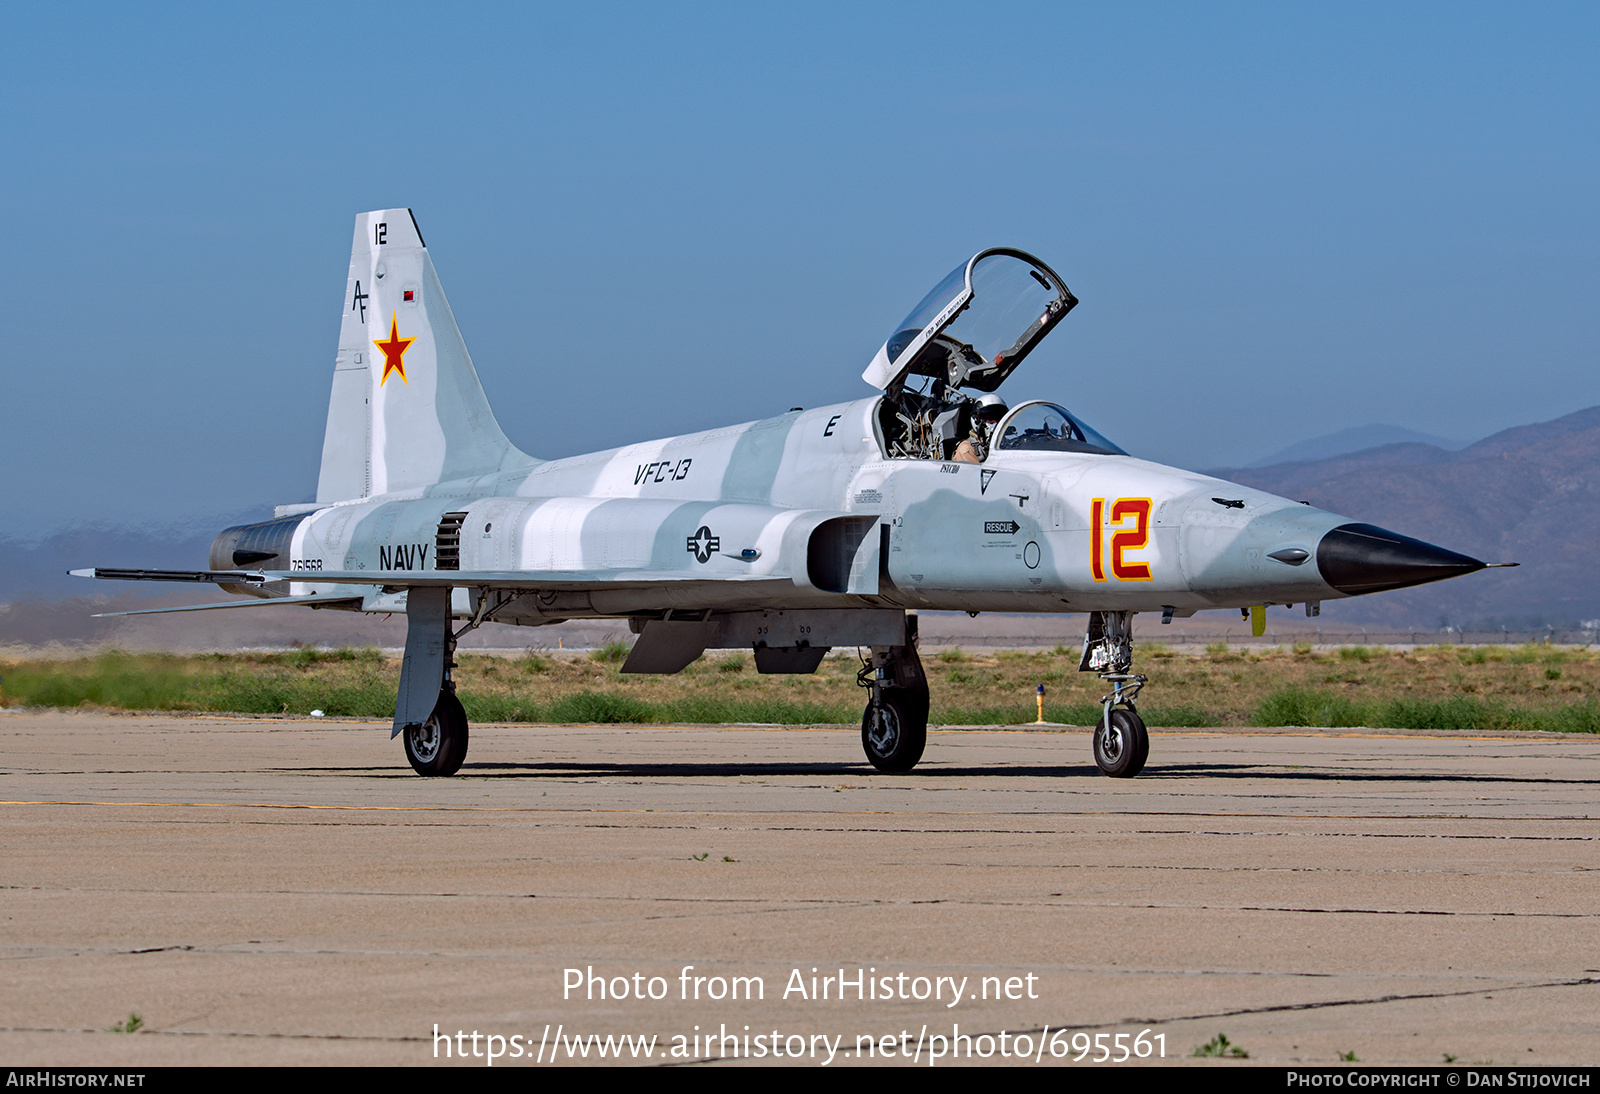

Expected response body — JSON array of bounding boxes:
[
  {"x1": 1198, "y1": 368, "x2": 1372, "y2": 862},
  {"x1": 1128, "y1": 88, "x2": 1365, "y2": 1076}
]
[{"x1": 374, "y1": 312, "x2": 415, "y2": 387}]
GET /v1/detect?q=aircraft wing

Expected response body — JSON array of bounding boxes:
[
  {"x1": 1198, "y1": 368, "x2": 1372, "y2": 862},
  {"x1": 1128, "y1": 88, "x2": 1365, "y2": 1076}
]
[
  {"x1": 72, "y1": 567, "x2": 803, "y2": 594},
  {"x1": 259, "y1": 569, "x2": 801, "y2": 592}
]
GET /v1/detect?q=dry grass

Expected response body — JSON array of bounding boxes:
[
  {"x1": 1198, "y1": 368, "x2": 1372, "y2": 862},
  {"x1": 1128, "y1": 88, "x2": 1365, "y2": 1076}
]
[{"x1": 2, "y1": 643, "x2": 1598, "y2": 731}]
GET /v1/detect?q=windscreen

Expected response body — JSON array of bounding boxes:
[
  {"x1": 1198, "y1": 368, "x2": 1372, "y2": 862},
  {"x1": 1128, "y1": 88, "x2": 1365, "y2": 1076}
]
[{"x1": 994, "y1": 402, "x2": 1126, "y2": 456}]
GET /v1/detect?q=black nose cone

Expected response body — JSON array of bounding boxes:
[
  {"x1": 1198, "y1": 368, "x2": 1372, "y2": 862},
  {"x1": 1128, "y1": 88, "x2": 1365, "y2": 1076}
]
[{"x1": 1317, "y1": 523, "x2": 1485, "y2": 595}]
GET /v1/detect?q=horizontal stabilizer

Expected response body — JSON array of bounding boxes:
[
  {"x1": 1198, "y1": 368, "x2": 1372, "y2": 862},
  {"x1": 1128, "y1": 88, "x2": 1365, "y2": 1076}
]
[
  {"x1": 93, "y1": 594, "x2": 364, "y2": 618},
  {"x1": 72, "y1": 568, "x2": 269, "y2": 584}
]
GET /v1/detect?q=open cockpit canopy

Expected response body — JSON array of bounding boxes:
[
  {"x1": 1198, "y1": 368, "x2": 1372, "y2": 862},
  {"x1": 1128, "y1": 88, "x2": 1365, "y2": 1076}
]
[{"x1": 862, "y1": 248, "x2": 1077, "y2": 394}]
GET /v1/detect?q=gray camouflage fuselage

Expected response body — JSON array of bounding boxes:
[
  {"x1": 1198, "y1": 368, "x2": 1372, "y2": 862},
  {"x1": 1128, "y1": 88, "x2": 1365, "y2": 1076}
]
[{"x1": 221, "y1": 394, "x2": 1348, "y2": 626}]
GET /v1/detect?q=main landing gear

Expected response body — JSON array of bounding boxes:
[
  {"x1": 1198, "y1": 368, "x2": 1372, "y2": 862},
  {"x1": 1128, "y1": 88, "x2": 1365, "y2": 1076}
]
[
  {"x1": 403, "y1": 620, "x2": 470, "y2": 777},
  {"x1": 1080, "y1": 610, "x2": 1149, "y2": 778},
  {"x1": 395, "y1": 585, "x2": 488, "y2": 777},
  {"x1": 404, "y1": 688, "x2": 469, "y2": 777},
  {"x1": 858, "y1": 617, "x2": 930, "y2": 773}
]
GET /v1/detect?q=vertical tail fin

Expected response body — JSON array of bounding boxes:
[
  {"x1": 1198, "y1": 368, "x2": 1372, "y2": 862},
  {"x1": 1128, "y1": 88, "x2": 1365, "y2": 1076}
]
[{"x1": 316, "y1": 209, "x2": 535, "y2": 503}]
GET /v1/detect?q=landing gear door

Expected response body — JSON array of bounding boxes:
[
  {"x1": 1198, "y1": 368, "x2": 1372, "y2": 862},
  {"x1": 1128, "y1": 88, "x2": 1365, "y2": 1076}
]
[{"x1": 862, "y1": 248, "x2": 1077, "y2": 394}]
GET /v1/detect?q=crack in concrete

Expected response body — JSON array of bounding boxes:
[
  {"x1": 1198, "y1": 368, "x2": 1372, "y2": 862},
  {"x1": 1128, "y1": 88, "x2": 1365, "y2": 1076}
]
[{"x1": 1137, "y1": 975, "x2": 1600, "y2": 1025}]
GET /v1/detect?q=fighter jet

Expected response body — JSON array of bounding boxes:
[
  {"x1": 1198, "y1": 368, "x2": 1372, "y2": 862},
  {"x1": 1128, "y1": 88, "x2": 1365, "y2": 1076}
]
[{"x1": 76, "y1": 209, "x2": 1499, "y2": 778}]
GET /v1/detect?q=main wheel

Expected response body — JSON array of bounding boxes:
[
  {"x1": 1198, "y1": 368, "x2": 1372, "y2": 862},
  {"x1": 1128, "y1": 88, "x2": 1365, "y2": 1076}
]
[
  {"x1": 861, "y1": 690, "x2": 928, "y2": 773},
  {"x1": 404, "y1": 690, "x2": 469, "y2": 777},
  {"x1": 1093, "y1": 708, "x2": 1148, "y2": 778}
]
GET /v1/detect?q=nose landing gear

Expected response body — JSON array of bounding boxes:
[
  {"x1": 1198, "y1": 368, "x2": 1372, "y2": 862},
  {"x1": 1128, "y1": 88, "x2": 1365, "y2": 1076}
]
[
  {"x1": 1081, "y1": 610, "x2": 1149, "y2": 778},
  {"x1": 1092, "y1": 696, "x2": 1148, "y2": 778}
]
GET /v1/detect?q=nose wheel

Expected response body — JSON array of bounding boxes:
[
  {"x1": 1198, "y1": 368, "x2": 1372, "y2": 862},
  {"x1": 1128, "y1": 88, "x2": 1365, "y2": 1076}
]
[
  {"x1": 1081, "y1": 610, "x2": 1152, "y2": 778},
  {"x1": 1093, "y1": 706, "x2": 1148, "y2": 778}
]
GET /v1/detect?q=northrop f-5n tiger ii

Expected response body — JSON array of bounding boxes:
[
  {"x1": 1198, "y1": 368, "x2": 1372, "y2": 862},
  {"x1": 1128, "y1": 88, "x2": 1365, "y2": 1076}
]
[{"x1": 77, "y1": 209, "x2": 1499, "y2": 777}]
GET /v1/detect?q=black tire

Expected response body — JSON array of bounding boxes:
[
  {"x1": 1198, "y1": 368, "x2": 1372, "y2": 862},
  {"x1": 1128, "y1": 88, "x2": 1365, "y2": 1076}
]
[
  {"x1": 404, "y1": 691, "x2": 469, "y2": 776},
  {"x1": 1093, "y1": 708, "x2": 1148, "y2": 778},
  {"x1": 1128, "y1": 710, "x2": 1150, "y2": 774},
  {"x1": 861, "y1": 689, "x2": 928, "y2": 773}
]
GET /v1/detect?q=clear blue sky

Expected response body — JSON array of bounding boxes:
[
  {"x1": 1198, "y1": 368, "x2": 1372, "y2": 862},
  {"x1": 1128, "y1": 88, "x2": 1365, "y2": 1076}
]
[{"x1": 3, "y1": 2, "x2": 1595, "y2": 528}]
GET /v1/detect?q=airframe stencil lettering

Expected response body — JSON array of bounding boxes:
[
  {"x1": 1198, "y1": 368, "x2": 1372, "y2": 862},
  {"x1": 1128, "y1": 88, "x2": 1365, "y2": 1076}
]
[
  {"x1": 379, "y1": 543, "x2": 430, "y2": 570},
  {"x1": 635, "y1": 459, "x2": 692, "y2": 486}
]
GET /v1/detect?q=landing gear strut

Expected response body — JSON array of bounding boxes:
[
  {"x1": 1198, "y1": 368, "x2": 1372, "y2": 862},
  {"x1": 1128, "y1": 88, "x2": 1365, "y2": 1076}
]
[
  {"x1": 403, "y1": 612, "x2": 470, "y2": 776},
  {"x1": 393, "y1": 585, "x2": 504, "y2": 777},
  {"x1": 1080, "y1": 610, "x2": 1149, "y2": 778},
  {"x1": 858, "y1": 616, "x2": 929, "y2": 773}
]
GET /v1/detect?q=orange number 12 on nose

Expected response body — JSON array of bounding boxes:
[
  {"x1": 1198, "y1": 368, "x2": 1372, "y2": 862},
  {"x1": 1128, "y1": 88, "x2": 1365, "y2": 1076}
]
[{"x1": 1090, "y1": 497, "x2": 1153, "y2": 582}]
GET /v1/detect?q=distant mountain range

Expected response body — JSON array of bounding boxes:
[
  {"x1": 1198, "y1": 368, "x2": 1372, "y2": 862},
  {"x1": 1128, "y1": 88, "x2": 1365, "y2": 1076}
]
[
  {"x1": 1243, "y1": 424, "x2": 1469, "y2": 468},
  {"x1": 0, "y1": 509, "x2": 268, "y2": 603},
  {"x1": 1209, "y1": 405, "x2": 1600, "y2": 628}
]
